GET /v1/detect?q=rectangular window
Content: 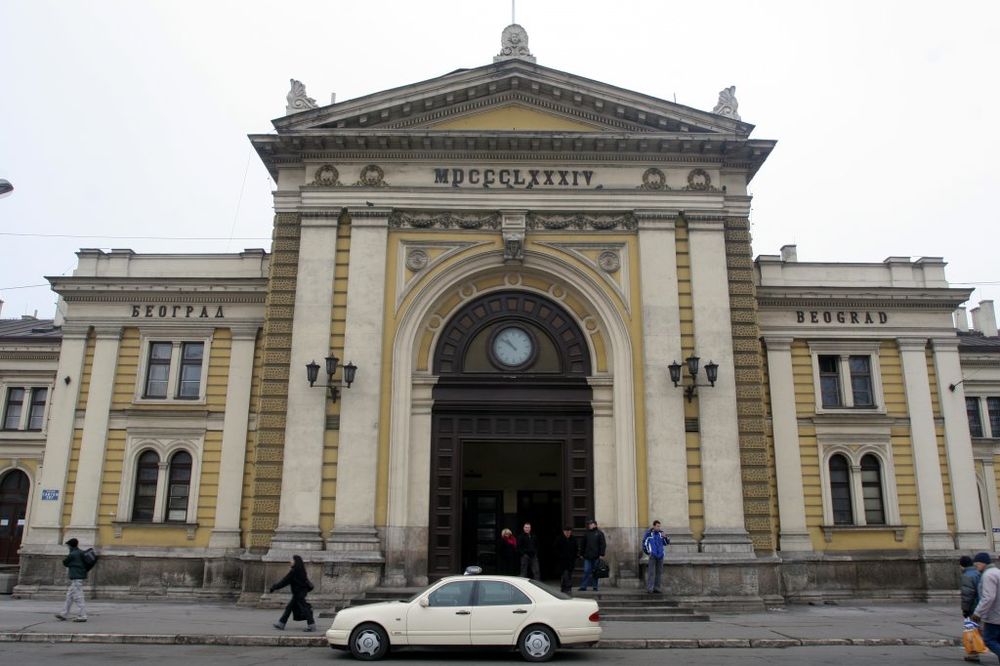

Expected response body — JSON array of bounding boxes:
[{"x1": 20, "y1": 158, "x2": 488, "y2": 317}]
[
  {"x1": 818, "y1": 355, "x2": 842, "y2": 408},
  {"x1": 144, "y1": 342, "x2": 172, "y2": 399},
  {"x1": 3, "y1": 388, "x2": 25, "y2": 430},
  {"x1": 27, "y1": 388, "x2": 48, "y2": 430},
  {"x1": 849, "y1": 356, "x2": 874, "y2": 407},
  {"x1": 988, "y1": 397, "x2": 1000, "y2": 438},
  {"x1": 829, "y1": 456, "x2": 853, "y2": 525},
  {"x1": 968, "y1": 397, "x2": 985, "y2": 438},
  {"x1": 176, "y1": 342, "x2": 204, "y2": 399}
]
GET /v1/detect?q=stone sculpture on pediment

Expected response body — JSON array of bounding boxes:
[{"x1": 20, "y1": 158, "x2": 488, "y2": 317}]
[
  {"x1": 494, "y1": 24, "x2": 536, "y2": 63},
  {"x1": 712, "y1": 85, "x2": 740, "y2": 120},
  {"x1": 286, "y1": 79, "x2": 318, "y2": 115}
]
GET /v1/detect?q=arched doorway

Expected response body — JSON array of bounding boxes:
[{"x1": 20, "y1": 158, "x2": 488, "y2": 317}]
[
  {"x1": 0, "y1": 470, "x2": 29, "y2": 564},
  {"x1": 429, "y1": 290, "x2": 593, "y2": 579}
]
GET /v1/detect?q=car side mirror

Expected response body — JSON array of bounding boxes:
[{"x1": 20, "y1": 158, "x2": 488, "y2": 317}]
[{"x1": 419, "y1": 597, "x2": 429, "y2": 608}]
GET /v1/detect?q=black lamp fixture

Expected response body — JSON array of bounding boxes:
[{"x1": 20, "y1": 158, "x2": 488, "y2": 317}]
[
  {"x1": 668, "y1": 355, "x2": 719, "y2": 402},
  {"x1": 306, "y1": 354, "x2": 358, "y2": 402}
]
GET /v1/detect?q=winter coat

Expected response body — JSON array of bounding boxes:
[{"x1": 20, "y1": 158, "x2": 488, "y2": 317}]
[
  {"x1": 581, "y1": 527, "x2": 607, "y2": 560},
  {"x1": 62, "y1": 547, "x2": 87, "y2": 580},
  {"x1": 555, "y1": 534, "x2": 579, "y2": 570},
  {"x1": 498, "y1": 536, "x2": 519, "y2": 574},
  {"x1": 517, "y1": 532, "x2": 538, "y2": 557},
  {"x1": 961, "y1": 566, "x2": 981, "y2": 616},
  {"x1": 270, "y1": 565, "x2": 313, "y2": 598},
  {"x1": 643, "y1": 529, "x2": 670, "y2": 559},
  {"x1": 975, "y1": 565, "x2": 1000, "y2": 624}
]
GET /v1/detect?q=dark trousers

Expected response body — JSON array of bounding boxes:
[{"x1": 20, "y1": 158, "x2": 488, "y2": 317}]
[
  {"x1": 279, "y1": 593, "x2": 314, "y2": 625},
  {"x1": 520, "y1": 554, "x2": 540, "y2": 580},
  {"x1": 579, "y1": 558, "x2": 600, "y2": 590},
  {"x1": 560, "y1": 566, "x2": 574, "y2": 592},
  {"x1": 983, "y1": 621, "x2": 1000, "y2": 661}
]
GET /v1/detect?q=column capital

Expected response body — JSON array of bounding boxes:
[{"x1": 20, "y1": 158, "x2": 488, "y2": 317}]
[
  {"x1": 347, "y1": 208, "x2": 392, "y2": 227},
  {"x1": 91, "y1": 324, "x2": 123, "y2": 339},
  {"x1": 634, "y1": 209, "x2": 679, "y2": 230},
  {"x1": 763, "y1": 336, "x2": 795, "y2": 352},
  {"x1": 930, "y1": 337, "x2": 962, "y2": 351},
  {"x1": 685, "y1": 216, "x2": 726, "y2": 232},
  {"x1": 59, "y1": 323, "x2": 91, "y2": 339},
  {"x1": 228, "y1": 323, "x2": 261, "y2": 340},
  {"x1": 896, "y1": 337, "x2": 929, "y2": 351}
]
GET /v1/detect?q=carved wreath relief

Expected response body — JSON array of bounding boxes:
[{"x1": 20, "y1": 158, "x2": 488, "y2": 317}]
[
  {"x1": 312, "y1": 164, "x2": 339, "y2": 187},
  {"x1": 597, "y1": 250, "x2": 621, "y2": 273},
  {"x1": 405, "y1": 249, "x2": 429, "y2": 271},
  {"x1": 356, "y1": 164, "x2": 387, "y2": 187},
  {"x1": 639, "y1": 167, "x2": 669, "y2": 191},
  {"x1": 685, "y1": 168, "x2": 717, "y2": 191}
]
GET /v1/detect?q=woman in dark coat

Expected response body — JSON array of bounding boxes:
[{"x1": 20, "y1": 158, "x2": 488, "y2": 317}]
[
  {"x1": 270, "y1": 554, "x2": 316, "y2": 632},
  {"x1": 498, "y1": 528, "x2": 519, "y2": 575}
]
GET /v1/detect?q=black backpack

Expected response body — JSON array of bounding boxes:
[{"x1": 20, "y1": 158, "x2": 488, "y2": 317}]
[{"x1": 81, "y1": 548, "x2": 98, "y2": 571}]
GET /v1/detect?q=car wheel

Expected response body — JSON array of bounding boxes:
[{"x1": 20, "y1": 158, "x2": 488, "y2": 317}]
[
  {"x1": 349, "y1": 623, "x2": 389, "y2": 661},
  {"x1": 518, "y1": 625, "x2": 556, "y2": 662}
]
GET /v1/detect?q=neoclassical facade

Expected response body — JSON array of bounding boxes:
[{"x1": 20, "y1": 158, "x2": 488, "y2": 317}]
[{"x1": 6, "y1": 27, "x2": 1000, "y2": 605}]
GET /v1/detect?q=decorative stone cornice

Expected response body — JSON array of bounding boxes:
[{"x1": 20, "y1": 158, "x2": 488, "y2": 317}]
[
  {"x1": 388, "y1": 210, "x2": 501, "y2": 230},
  {"x1": 896, "y1": 337, "x2": 930, "y2": 351},
  {"x1": 526, "y1": 212, "x2": 637, "y2": 231},
  {"x1": 762, "y1": 336, "x2": 795, "y2": 351},
  {"x1": 634, "y1": 210, "x2": 678, "y2": 230}
]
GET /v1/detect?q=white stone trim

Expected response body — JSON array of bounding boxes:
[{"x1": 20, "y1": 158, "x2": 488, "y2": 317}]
[
  {"x1": 807, "y1": 341, "x2": 885, "y2": 414},
  {"x1": 133, "y1": 332, "x2": 213, "y2": 405},
  {"x1": 115, "y1": 433, "x2": 204, "y2": 524},
  {"x1": 815, "y1": 430, "x2": 901, "y2": 528}
]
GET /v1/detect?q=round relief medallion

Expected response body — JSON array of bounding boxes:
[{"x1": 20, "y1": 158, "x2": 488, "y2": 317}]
[
  {"x1": 686, "y1": 168, "x2": 712, "y2": 190},
  {"x1": 641, "y1": 167, "x2": 667, "y2": 190},
  {"x1": 313, "y1": 164, "x2": 339, "y2": 186},
  {"x1": 405, "y1": 249, "x2": 429, "y2": 271},
  {"x1": 358, "y1": 164, "x2": 386, "y2": 187},
  {"x1": 598, "y1": 250, "x2": 621, "y2": 273}
]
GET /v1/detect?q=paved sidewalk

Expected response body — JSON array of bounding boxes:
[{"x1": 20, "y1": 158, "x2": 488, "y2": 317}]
[{"x1": 0, "y1": 597, "x2": 965, "y2": 650}]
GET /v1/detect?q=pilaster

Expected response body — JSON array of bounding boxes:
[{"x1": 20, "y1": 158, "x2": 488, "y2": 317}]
[
  {"x1": 66, "y1": 325, "x2": 122, "y2": 546},
  {"x1": 636, "y1": 211, "x2": 695, "y2": 551},
  {"x1": 209, "y1": 324, "x2": 260, "y2": 550},
  {"x1": 764, "y1": 337, "x2": 812, "y2": 551},
  {"x1": 897, "y1": 337, "x2": 953, "y2": 550},
  {"x1": 271, "y1": 213, "x2": 339, "y2": 552},
  {"x1": 22, "y1": 324, "x2": 89, "y2": 548},
  {"x1": 326, "y1": 208, "x2": 389, "y2": 558},
  {"x1": 932, "y1": 337, "x2": 988, "y2": 549},
  {"x1": 687, "y1": 219, "x2": 752, "y2": 553}
]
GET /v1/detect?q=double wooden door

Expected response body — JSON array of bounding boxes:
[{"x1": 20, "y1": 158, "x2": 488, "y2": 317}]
[{"x1": 0, "y1": 470, "x2": 29, "y2": 564}]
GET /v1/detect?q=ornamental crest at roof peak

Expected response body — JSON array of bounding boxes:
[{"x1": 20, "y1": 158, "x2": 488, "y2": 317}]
[{"x1": 495, "y1": 24, "x2": 536, "y2": 63}]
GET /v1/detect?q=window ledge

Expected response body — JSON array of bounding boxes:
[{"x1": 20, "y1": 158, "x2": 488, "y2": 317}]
[
  {"x1": 821, "y1": 524, "x2": 905, "y2": 543},
  {"x1": 112, "y1": 521, "x2": 198, "y2": 540}
]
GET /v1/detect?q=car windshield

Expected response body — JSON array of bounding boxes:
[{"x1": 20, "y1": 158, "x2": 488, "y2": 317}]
[{"x1": 528, "y1": 579, "x2": 571, "y2": 600}]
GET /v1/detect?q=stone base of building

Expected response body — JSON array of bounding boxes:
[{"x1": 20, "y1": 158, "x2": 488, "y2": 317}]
[{"x1": 13, "y1": 549, "x2": 963, "y2": 609}]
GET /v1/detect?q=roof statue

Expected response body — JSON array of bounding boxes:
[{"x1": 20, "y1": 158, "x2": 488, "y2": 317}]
[
  {"x1": 494, "y1": 24, "x2": 536, "y2": 63},
  {"x1": 712, "y1": 85, "x2": 740, "y2": 120},
  {"x1": 286, "y1": 78, "x2": 318, "y2": 115}
]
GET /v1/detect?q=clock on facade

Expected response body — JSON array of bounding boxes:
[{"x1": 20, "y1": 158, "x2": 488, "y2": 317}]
[{"x1": 489, "y1": 325, "x2": 536, "y2": 369}]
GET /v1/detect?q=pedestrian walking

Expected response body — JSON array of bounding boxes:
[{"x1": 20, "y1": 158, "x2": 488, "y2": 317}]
[
  {"x1": 517, "y1": 522, "x2": 541, "y2": 580},
  {"x1": 555, "y1": 526, "x2": 579, "y2": 593},
  {"x1": 498, "y1": 528, "x2": 519, "y2": 575},
  {"x1": 55, "y1": 538, "x2": 88, "y2": 622},
  {"x1": 578, "y1": 519, "x2": 607, "y2": 592},
  {"x1": 642, "y1": 520, "x2": 671, "y2": 594},
  {"x1": 270, "y1": 554, "x2": 316, "y2": 632},
  {"x1": 972, "y1": 552, "x2": 1000, "y2": 662}
]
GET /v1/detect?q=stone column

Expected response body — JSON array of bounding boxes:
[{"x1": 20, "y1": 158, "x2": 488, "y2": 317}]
[
  {"x1": 764, "y1": 337, "x2": 812, "y2": 551},
  {"x1": 636, "y1": 211, "x2": 695, "y2": 551},
  {"x1": 209, "y1": 324, "x2": 260, "y2": 549},
  {"x1": 980, "y1": 459, "x2": 1000, "y2": 551},
  {"x1": 687, "y1": 219, "x2": 752, "y2": 553},
  {"x1": 271, "y1": 212, "x2": 339, "y2": 552},
  {"x1": 22, "y1": 324, "x2": 89, "y2": 549},
  {"x1": 932, "y1": 338, "x2": 989, "y2": 549},
  {"x1": 327, "y1": 208, "x2": 389, "y2": 559},
  {"x1": 66, "y1": 325, "x2": 122, "y2": 545},
  {"x1": 897, "y1": 337, "x2": 953, "y2": 550}
]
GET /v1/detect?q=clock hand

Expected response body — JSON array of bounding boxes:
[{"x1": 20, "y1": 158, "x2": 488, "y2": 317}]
[{"x1": 503, "y1": 339, "x2": 518, "y2": 351}]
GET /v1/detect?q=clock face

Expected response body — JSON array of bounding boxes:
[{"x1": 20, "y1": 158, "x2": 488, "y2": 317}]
[{"x1": 491, "y1": 326, "x2": 535, "y2": 368}]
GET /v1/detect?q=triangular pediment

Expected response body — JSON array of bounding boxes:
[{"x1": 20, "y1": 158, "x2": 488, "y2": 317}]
[{"x1": 274, "y1": 60, "x2": 752, "y2": 136}]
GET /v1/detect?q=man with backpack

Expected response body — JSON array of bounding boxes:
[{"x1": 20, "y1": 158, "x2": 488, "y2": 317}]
[
  {"x1": 55, "y1": 538, "x2": 93, "y2": 622},
  {"x1": 642, "y1": 520, "x2": 670, "y2": 594}
]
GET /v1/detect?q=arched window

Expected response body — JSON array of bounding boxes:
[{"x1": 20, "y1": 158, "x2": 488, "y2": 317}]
[
  {"x1": 132, "y1": 451, "x2": 159, "y2": 521},
  {"x1": 829, "y1": 454, "x2": 853, "y2": 525},
  {"x1": 166, "y1": 451, "x2": 192, "y2": 522},
  {"x1": 860, "y1": 454, "x2": 885, "y2": 525}
]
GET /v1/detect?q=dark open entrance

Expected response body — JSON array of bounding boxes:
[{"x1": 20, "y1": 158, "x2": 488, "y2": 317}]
[
  {"x1": 430, "y1": 290, "x2": 594, "y2": 580},
  {"x1": 0, "y1": 470, "x2": 29, "y2": 564}
]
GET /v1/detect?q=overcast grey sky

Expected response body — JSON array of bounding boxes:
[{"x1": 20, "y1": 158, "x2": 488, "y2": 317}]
[{"x1": 1, "y1": 0, "x2": 998, "y2": 324}]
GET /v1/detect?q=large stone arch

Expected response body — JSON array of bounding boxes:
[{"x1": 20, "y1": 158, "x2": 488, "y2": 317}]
[{"x1": 383, "y1": 247, "x2": 638, "y2": 586}]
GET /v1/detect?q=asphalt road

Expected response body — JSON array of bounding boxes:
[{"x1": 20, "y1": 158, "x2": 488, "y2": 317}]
[{"x1": 0, "y1": 644, "x2": 972, "y2": 665}]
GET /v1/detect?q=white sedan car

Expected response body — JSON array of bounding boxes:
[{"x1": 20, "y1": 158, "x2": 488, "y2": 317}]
[{"x1": 326, "y1": 574, "x2": 601, "y2": 661}]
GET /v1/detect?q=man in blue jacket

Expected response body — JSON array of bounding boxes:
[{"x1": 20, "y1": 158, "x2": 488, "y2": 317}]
[{"x1": 642, "y1": 520, "x2": 670, "y2": 594}]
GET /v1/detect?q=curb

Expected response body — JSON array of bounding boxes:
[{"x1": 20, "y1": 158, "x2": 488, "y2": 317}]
[{"x1": 0, "y1": 632, "x2": 961, "y2": 649}]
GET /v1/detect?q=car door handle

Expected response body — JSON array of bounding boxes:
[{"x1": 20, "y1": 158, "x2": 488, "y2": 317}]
[
  {"x1": 512, "y1": 609, "x2": 528, "y2": 614},
  {"x1": 456, "y1": 610, "x2": 471, "y2": 615}
]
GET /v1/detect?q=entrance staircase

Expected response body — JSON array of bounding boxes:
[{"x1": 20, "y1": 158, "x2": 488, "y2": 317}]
[{"x1": 329, "y1": 587, "x2": 709, "y2": 623}]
